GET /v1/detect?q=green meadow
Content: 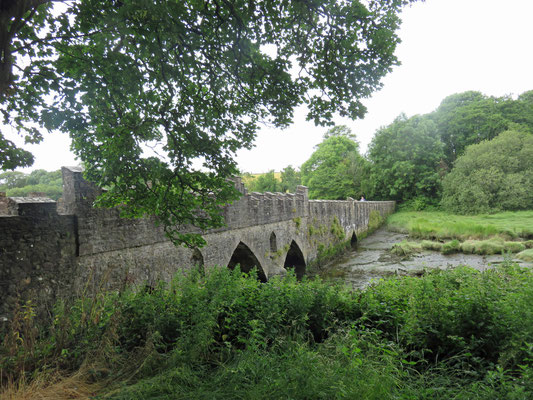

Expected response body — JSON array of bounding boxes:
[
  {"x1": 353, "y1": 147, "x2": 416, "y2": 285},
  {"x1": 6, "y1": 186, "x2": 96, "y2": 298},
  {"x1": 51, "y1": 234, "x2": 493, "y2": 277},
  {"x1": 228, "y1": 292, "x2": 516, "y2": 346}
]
[{"x1": 388, "y1": 211, "x2": 533, "y2": 259}]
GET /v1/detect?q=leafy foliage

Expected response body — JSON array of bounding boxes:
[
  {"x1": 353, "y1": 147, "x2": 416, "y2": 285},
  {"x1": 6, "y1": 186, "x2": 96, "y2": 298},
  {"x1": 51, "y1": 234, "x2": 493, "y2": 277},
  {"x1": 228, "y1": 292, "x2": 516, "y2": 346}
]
[
  {"x1": 0, "y1": 169, "x2": 62, "y2": 199},
  {"x1": 245, "y1": 170, "x2": 282, "y2": 193},
  {"x1": 3, "y1": 265, "x2": 533, "y2": 399},
  {"x1": 1, "y1": 0, "x2": 417, "y2": 245},
  {"x1": 441, "y1": 130, "x2": 533, "y2": 214},
  {"x1": 280, "y1": 165, "x2": 301, "y2": 193},
  {"x1": 366, "y1": 114, "x2": 444, "y2": 203},
  {"x1": 301, "y1": 125, "x2": 366, "y2": 199}
]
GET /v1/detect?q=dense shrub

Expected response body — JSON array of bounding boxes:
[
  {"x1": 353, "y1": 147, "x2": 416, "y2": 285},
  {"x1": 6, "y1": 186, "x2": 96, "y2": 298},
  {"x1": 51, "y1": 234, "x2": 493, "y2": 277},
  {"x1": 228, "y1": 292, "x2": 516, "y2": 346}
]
[
  {"x1": 441, "y1": 130, "x2": 533, "y2": 214},
  {"x1": 0, "y1": 169, "x2": 63, "y2": 200},
  {"x1": 366, "y1": 114, "x2": 444, "y2": 203},
  {"x1": 2, "y1": 265, "x2": 533, "y2": 399}
]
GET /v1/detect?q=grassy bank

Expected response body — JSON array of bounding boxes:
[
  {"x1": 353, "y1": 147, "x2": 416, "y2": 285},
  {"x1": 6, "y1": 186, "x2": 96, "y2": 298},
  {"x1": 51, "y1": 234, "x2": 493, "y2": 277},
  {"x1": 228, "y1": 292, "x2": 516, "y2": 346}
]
[
  {"x1": 387, "y1": 210, "x2": 533, "y2": 240},
  {"x1": 2, "y1": 264, "x2": 533, "y2": 399},
  {"x1": 388, "y1": 210, "x2": 533, "y2": 258}
]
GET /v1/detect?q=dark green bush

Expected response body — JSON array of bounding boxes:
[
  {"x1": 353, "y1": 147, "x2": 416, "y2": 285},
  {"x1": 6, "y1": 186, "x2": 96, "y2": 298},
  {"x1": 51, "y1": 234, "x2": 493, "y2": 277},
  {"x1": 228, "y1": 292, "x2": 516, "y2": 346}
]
[
  {"x1": 441, "y1": 130, "x2": 533, "y2": 214},
  {"x1": 359, "y1": 265, "x2": 533, "y2": 373},
  {"x1": 2, "y1": 264, "x2": 533, "y2": 399}
]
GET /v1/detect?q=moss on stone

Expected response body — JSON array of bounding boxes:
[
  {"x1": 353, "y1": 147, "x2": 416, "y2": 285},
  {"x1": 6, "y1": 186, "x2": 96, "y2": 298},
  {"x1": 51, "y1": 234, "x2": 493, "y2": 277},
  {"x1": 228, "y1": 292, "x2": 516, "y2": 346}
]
[
  {"x1": 517, "y1": 249, "x2": 533, "y2": 262},
  {"x1": 391, "y1": 240, "x2": 422, "y2": 256},
  {"x1": 421, "y1": 240, "x2": 443, "y2": 251},
  {"x1": 442, "y1": 239, "x2": 461, "y2": 255}
]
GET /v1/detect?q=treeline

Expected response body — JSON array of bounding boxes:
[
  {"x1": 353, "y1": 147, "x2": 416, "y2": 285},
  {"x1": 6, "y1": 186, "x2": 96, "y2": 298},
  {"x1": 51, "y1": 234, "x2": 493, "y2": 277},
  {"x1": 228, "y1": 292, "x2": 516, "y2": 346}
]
[
  {"x1": 243, "y1": 167, "x2": 301, "y2": 194},
  {"x1": 244, "y1": 90, "x2": 533, "y2": 214},
  {"x1": 0, "y1": 169, "x2": 63, "y2": 200}
]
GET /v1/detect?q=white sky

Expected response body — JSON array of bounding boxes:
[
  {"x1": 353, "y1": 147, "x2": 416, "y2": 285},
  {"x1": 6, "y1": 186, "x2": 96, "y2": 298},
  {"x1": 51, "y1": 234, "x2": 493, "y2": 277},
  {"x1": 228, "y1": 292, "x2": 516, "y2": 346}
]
[{"x1": 6, "y1": 0, "x2": 533, "y2": 173}]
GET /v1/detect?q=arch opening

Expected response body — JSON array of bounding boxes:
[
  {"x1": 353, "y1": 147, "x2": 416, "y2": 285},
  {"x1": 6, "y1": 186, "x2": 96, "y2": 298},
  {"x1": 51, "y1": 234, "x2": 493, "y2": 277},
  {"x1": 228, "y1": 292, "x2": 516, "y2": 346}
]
[
  {"x1": 283, "y1": 240, "x2": 306, "y2": 280},
  {"x1": 350, "y1": 232, "x2": 358, "y2": 249},
  {"x1": 191, "y1": 248, "x2": 204, "y2": 274},
  {"x1": 227, "y1": 242, "x2": 267, "y2": 282},
  {"x1": 269, "y1": 232, "x2": 277, "y2": 253}
]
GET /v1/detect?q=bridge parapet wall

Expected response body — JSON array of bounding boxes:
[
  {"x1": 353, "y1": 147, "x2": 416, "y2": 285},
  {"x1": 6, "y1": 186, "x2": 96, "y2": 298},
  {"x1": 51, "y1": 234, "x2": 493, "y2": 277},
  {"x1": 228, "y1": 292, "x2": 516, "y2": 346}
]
[
  {"x1": 0, "y1": 203, "x2": 77, "y2": 324},
  {"x1": 60, "y1": 169, "x2": 310, "y2": 256},
  {"x1": 308, "y1": 199, "x2": 395, "y2": 236},
  {"x1": 221, "y1": 184, "x2": 309, "y2": 230},
  {"x1": 60, "y1": 167, "x2": 170, "y2": 256}
]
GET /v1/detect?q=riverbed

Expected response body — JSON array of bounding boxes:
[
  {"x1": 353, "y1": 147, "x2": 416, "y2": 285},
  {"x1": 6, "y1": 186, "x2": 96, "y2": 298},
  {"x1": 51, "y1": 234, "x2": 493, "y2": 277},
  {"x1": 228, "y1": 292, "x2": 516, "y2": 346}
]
[{"x1": 320, "y1": 228, "x2": 533, "y2": 289}]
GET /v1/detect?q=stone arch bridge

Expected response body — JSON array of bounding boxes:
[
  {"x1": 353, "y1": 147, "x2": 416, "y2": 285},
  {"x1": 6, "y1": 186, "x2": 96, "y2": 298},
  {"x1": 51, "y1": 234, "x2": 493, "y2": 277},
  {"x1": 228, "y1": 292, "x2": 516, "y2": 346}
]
[{"x1": 0, "y1": 167, "x2": 395, "y2": 325}]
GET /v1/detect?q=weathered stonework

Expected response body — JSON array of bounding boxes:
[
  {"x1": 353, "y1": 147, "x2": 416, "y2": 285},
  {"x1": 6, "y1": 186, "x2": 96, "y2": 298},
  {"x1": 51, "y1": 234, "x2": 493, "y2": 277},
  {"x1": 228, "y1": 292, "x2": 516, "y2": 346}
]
[{"x1": 0, "y1": 167, "x2": 395, "y2": 330}]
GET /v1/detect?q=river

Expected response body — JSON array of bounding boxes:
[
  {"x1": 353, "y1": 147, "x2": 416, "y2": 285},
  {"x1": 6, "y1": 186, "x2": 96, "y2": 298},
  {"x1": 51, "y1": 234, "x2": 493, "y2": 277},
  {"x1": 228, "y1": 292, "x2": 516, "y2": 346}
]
[{"x1": 319, "y1": 228, "x2": 533, "y2": 289}]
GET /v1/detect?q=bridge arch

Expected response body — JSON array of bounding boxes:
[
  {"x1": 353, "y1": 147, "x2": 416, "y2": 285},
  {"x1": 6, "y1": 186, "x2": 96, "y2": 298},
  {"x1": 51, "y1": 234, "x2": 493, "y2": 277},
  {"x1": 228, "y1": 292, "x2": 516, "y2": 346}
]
[
  {"x1": 283, "y1": 240, "x2": 306, "y2": 280},
  {"x1": 191, "y1": 248, "x2": 204, "y2": 273},
  {"x1": 269, "y1": 232, "x2": 277, "y2": 253},
  {"x1": 350, "y1": 232, "x2": 358, "y2": 249},
  {"x1": 227, "y1": 241, "x2": 267, "y2": 282}
]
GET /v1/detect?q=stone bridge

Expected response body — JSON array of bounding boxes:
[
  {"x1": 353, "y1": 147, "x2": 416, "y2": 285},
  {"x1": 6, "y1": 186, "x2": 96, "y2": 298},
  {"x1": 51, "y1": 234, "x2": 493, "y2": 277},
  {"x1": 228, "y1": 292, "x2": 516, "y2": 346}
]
[{"x1": 0, "y1": 167, "x2": 395, "y2": 326}]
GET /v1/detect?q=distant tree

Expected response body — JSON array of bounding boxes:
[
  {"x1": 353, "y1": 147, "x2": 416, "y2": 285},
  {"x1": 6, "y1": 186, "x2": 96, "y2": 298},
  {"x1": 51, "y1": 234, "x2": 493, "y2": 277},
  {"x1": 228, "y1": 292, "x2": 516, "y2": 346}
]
[
  {"x1": 280, "y1": 165, "x2": 301, "y2": 193},
  {"x1": 301, "y1": 126, "x2": 365, "y2": 200},
  {"x1": 247, "y1": 171, "x2": 281, "y2": 193},
  {"x1": 322, "y1": 125, "x2": 356, "y2": 140},
  {"x1": 361, "y1": 89, "x2": 533, "y2": 207},
  {"x1": 0, "y1": 171, "x2": 27, "y2": 189},
  {"x1": 497, "y1": 90, "x2": 533, "y2": 134},
  {"x1": 366, "y1": 114, "x2": 444, "y2": 203},
  {"x1": 430, "y1": 90, "x2": 533, "y2": 165},
  {"x1": 0, "y1": 169, "x2": 63, "y2": 199},
  {"x1": 441, "y1": 130, "x2": 533, "y2": 214},
  {"x1": 25, "y1": 169, "x2": 62, "y2": 186},
  {"x1": 7, "y1": 184, "x2": 62, "y2": 200}
]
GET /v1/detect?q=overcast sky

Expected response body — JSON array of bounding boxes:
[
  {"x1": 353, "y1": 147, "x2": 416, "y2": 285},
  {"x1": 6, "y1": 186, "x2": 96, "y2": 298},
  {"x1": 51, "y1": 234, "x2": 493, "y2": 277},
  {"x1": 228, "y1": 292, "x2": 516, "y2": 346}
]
[{"x1": 6, "y1": 0, "x2": 533, "y2": 173}]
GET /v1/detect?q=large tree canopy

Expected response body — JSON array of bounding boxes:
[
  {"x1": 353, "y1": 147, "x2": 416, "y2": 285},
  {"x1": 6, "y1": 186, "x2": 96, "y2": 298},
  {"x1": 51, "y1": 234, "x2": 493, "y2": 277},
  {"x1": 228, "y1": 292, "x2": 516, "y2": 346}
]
[
  {"x1": 430, "y1": 91, "x2": 533, "y2": 165},
  {"x1": 301, "y1": 125, "x2": 365, "y2": 200},
  {"x1": 441, "y1": 130, "x2": 533, "y2": 214},
  {"x1": 366, "y1": 114, "x2": 444, "y2": 203},
  {"x1": 361, "y1": 89, "x2": 533, "y2": 209},
  {"x1": 1, "y1": 0, "x2": 416, "y2": 245}
]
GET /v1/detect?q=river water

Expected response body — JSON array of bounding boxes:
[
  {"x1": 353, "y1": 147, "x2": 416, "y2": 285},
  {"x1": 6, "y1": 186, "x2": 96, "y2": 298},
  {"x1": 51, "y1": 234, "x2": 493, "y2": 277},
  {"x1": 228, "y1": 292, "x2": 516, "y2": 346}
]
[{"x1": 320, "y1": 228, "x2": 533, "y2": 289}]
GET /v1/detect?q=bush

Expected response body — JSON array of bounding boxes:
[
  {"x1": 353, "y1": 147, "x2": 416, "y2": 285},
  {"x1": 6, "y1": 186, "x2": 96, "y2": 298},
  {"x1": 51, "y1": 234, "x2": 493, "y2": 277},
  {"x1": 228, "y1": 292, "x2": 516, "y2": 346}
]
[
  {"x1": 441, "y1": 239, "x2": 460, "y2": 254},
  {"x1": 3, "y1": 265, "x2": 533, "y2": 399},
  {"x1": 517, "y1": 249, "x2": 533, "y2": 262},
  {"x1": 399, "y1": 196, "x2": 440, "y2": 212},
  {"x1": 360, "y1": 265, "x2": 533, "y2": 373},
  {"x1": 441, "y1": 131, "x2": 533, "y2": 214}
]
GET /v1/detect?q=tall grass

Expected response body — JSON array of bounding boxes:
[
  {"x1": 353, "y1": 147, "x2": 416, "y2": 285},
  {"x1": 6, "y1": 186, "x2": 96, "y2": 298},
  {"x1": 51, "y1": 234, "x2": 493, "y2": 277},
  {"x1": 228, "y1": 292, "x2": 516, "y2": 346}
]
[
  {"x1": 387, "y1": 210, "x2": 533, "y2": 240},
  {"x1": 2, "y1": 265, "x2": 533, "y2": 399}
]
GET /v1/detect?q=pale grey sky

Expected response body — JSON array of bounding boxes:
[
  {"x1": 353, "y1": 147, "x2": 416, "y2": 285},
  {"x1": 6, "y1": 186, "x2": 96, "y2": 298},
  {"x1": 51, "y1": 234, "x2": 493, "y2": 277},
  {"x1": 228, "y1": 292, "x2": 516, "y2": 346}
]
[
  {"x1": 6, "y1": 0, "x2": 533, "y2": 173},
  {"x1": 237, "y1": 0, "x2": 533, "y2": 172}
]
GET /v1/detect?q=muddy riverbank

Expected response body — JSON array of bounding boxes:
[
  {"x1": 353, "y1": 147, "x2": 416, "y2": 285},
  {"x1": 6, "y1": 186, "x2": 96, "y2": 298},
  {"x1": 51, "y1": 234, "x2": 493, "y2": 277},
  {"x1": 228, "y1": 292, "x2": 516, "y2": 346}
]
[{"x1": 319, "y1": 228, "x2": 533, "y2": 289}]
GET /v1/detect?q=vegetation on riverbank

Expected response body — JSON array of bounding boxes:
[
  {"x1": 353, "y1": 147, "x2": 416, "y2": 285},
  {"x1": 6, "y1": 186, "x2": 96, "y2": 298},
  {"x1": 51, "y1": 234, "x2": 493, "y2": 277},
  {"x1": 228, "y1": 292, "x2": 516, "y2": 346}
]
[
  {"x1": 2, "y1": 264, "x2": 533, "y2": 399},
  {"x1": 387, "y1": 210, "x2": 533, "y2": 240},
  {"x1": 387, "y1": 210, "x2": 533, "y2": 258}
]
